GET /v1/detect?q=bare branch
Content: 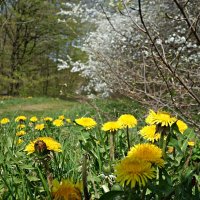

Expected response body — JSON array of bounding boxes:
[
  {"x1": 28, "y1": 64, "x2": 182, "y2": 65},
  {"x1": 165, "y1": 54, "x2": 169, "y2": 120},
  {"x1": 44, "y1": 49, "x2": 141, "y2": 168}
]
[
  {"x1": 137, "y1": 0, "x2": 200, "y2": 105},
  {"x1": 173, "y1": 0, "x2": 200, "y2": 45}
]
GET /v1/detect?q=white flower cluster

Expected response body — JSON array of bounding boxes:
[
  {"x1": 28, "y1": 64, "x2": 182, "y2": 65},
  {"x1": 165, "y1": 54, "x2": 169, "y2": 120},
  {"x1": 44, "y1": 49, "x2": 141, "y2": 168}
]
[
  {"x1": 57, "y1": 59, "x2": 69, "y2": 71},
  {"x1": 58, "y1": 0, "x2": 200, "y2": 99},
  {"x1": 69, "y1": 6, "x2": 149, "y2": 97}
]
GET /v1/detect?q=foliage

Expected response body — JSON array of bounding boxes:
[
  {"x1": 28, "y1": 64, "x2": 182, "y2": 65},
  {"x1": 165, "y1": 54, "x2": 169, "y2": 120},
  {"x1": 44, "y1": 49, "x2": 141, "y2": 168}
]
[{"x1": 0, "y1": 0, "x2": 87, "y2": 97}]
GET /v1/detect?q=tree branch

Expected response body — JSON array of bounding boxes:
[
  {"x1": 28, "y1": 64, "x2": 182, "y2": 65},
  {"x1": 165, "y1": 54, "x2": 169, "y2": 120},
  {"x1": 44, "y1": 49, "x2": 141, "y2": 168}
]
[{"x1": 173, "y1": 0, "x2": 200, "y2": 45}]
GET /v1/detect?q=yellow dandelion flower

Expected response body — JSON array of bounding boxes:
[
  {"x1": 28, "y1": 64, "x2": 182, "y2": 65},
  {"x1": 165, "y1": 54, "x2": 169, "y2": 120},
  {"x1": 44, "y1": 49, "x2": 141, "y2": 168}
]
[
  {"x1": 17, "y1": 124, "x2": 26, "y2": 129},
  {"x1": 15, "y1": 115, "x2": 27, "y2": 122},
  {"x1": 115, "y1": 157, "x2": 156, "y2": 188},
  {"x1": 44, "y1": 117, "x2": 53, "y2": 122},
  {"x1": 16, "y1": 130, "x2": 26, "y2": 136},
  {"x1": 117, "y1": 114, "x2": 137, "y2": 128},
  {"x1": 145, "y1": 110, "x2": 177, "y2": 127},
  {"x1": 101, "y1": 121, "x2": 121, "y2": 132},
  {"x1": 53, "y1": 119, "x2": 64, "y2": 127},
  {"x1": 176, "y1": 120, "x2": 188, "y2": 134},
  {"x1": 145, "y1": 110, "x2": 157, "y2": 125},
  {"x1": 52, "y1": 179, "x2": 82, "y2": 200},
  {"x1": 140, "y1": 125, "x2": 160, "y2": 142},
  {"x1": 75, "y1": 117, "x2": 97, "y2": 129},
  {"x1": 17, "y1": 138, "x2": 24, "y2": 145},
  {"x1": 58, "y1": 115, "x2": 65, "y2": 120},
  {"x1": 35, "y1": 123, "x2": 45, "y2": 131},
  {"x1": 24, "y1": 137, "x2": 62, "y2": 154},
  {"x1": 0, "y1": 118, "x2": 10, "y2": 125},
  {"x1": 128, "y1": 143, "x2": 164, "y2": 167},
  {"x1": 66, "y1": 118, "x2": 71, "y2": 123},
  {"x1": 30, "y1": 116, "x2": 38, "y2": 123},
  {"x1": 167, "y1": 146, "x2": 174, "y2": 154},
  {"x1": 188, "y1": 141, "x2": 195, "y2": 147}
]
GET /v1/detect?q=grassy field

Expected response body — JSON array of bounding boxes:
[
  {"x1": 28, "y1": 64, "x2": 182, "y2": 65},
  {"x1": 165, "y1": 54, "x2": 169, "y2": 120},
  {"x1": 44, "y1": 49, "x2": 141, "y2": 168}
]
[
  {"x1": 0, "y1": 96, "x2": 145, "y2": 120},
  {"x1": 0, "y1": 96, "x2": 144, "y2": 199},
  {"x1": 0, "y1": 96, "x2": 199, "y2": 199},
  {"x1": 0, "y1": 96, "x2": 77, "y2": 118}
]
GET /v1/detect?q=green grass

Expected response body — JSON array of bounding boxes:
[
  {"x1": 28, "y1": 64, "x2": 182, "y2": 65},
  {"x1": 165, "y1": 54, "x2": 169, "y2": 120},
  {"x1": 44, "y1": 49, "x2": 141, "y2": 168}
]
[
  {"x1": 0, "y1": 96, "x2": 77, "y2": 119},
  {"x1": 0, "y1": 96, "x2": 146, "y2": 124},
  {"x1": 0, "y1": 96, "x2": 199, "y2": 199},
  {"x1": 63, "y1": 98, "x2": 146, "y2": 123},
  {"x1": 0, "y1": 96, "x2": 145, "y2": 199}
]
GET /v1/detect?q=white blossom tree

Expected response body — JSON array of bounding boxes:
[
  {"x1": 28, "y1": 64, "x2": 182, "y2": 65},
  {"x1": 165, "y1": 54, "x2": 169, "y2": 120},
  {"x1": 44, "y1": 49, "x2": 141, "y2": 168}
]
[{"x1": 69, "y1": 0, "x2": 200, "y2": 128}]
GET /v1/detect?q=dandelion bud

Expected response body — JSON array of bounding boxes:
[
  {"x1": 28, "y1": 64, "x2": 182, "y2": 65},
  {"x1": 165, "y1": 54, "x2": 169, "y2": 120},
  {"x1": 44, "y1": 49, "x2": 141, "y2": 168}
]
[{"x1": 102, "y1": 163, "x2": 111, "y2": 174}]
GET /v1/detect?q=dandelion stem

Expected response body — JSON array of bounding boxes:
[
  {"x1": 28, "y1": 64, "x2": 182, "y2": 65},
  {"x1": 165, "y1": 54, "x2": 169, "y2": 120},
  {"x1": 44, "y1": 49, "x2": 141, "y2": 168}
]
[
  {"x1": 141, "y1": 185, "x2": 147, "y2": 199},
  {"x1": 110, "y1": 131, "x2": 115, "y2": 161},
  {"x1": 159, "y1": 127, "x2": 167, "y2": 159},
  {"x1": 82, "y1": 154, "x2": 90, "y2": 200},
  {"x1": 126, "y1": 126, "x2": 130, "y2": 151},
  {"x1": 158, "y1": 127, "x2": 165, "y2": 195}
]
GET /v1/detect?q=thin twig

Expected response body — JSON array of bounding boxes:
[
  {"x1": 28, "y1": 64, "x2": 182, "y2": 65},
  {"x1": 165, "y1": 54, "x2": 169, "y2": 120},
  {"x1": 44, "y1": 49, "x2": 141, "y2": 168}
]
[
  {"x1": 137, "y1": 0, "x2": 200, "y2": 105},
  {"x1": 173, "y1": 0, "x2": 200, "y2": 44}
]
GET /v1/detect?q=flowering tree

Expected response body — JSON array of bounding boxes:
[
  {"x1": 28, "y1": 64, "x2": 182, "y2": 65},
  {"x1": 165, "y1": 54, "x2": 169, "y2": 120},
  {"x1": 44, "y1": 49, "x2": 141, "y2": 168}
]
[{"x1": 71, "y1": 0, "x2": 200, "y2": 128}]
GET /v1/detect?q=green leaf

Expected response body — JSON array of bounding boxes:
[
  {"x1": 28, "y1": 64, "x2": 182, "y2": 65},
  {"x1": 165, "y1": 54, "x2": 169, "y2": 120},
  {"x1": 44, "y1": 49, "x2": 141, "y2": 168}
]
[
  {"x1": 88, "y1": 174, "x2": 101, "y2": 183},
  {"x1": 183, "y1": 128, "x2": 195, "y2": 137},
  {"x1": 27, "y1": 175, "x2": 40, "y2": 182},
  {"x1": 169, "y1": 138, "x2": 182, "y2": 154},
  {"x1": 20, "y1": 164, "x2": 35, "y2": 170},
  {"x1": 79, "y1": 131, "x2": 90, "y2": 142},
  {"x1": 36, "y1": 167, "x2": 51, "y2": 200},
  {"x1": 181, "y1": 139, "x2": 189, "y2": 153}
]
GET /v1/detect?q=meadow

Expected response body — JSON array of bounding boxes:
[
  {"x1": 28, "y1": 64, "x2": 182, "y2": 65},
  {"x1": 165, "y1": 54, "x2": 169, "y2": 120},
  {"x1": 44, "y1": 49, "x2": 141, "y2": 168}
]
[{"x1": 0, "y1": 97, "x2": 199, "y2": 200}]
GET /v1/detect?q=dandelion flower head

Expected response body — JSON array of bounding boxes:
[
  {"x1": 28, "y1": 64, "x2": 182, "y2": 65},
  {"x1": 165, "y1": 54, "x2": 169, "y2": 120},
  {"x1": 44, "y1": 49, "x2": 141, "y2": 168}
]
[
  {"x1": 17, "y1": 124, "x2": 26, "y2": 129},
  {"x1": 128, "y1": 143, "x2": 164, "y2": 167},
  {"x1": 75, "y1": 117, "x2": 97, "y2": 129},
  {"x1": 176, "y1": 120, "x2": 188, "y2": 134},
  {"x1": 17, "y1": 138, "x2": 24, "y2": 145},
  {"x1": 24, "y1": 137, "x2": 62, "y2": 154},
  {"x1": 168, "y1": 146, "x2": 175, "y2": 154},
  {"x1": 145, "y1": 110, "x2": 177, "y2": 127},
  {"x1": 16, "y1": 130, "x2": 26, "y2": 136},
  {"x1": 30, "y1": 116, "x2": 38, "y2": 123},
  {"x1": 58, "y1": 115, "x2": 65, "y2": 120},
  {"x1": 53, "y1": 119, "x2": 64, "y2": 127},
  {"x1": 118, "y1": 114, "x2": 137, "y2": 128},
  {"x1": 44, "y1": 117, "x2": 53, "y2": 122},
  {"x1": 102, "y1": 121, "x2": 121, "y2": 132},
  {"x1": 15, "y1": 115, "x2": 27, "y2": 122},
  {"x1": 188, "y1": 141, "x2": 195, "y2": 147},
  {"x1": 140, "y1": 125, "x2": 160, "y2": 142},
  {"x1": 0, "y1": 118, "x2": 10, "y2": 125},
  {"x1": 115, "y1": 157, "x2": 156, "y2": 188},
  {"x1": 35, "y1": 123, "x2": 45, "y2": 131},
  {"x1": 52, "y1": 179, "x2": 82, "y2": 200}
]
